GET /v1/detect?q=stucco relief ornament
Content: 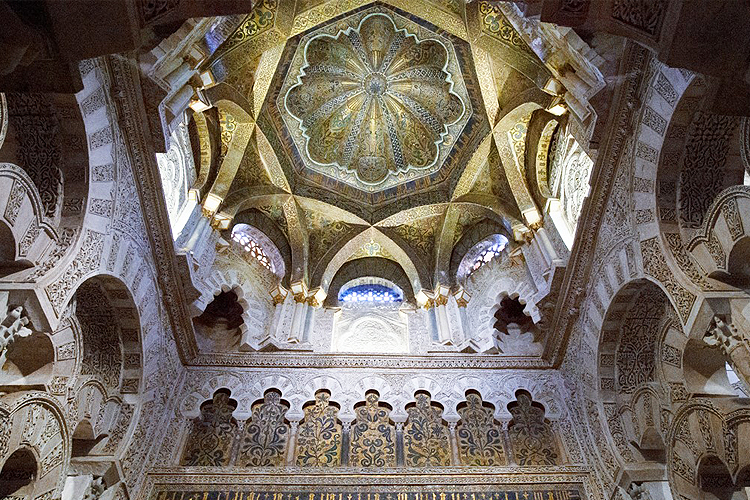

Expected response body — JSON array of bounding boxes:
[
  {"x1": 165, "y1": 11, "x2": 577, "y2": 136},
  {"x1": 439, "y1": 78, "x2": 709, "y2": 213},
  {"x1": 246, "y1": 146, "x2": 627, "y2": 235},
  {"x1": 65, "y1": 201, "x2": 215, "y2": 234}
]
[
  {"x1": 0, "y1": 301, "x2": 32, "y2": 369},
  {"x1": 704, "y1": 316, "x2": 742, "y2": 356},
  {"x1": 284, "y1": 13, "x2": 466, "y2": 187}
]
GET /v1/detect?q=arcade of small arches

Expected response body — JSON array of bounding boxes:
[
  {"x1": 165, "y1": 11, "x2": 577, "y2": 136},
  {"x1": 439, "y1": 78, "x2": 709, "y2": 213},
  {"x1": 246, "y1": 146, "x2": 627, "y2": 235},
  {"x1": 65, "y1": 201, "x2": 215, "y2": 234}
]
[
  {"x1": 178, "y1": 387, "x2": 560, "y2": 468},
  {"x1": 1, "y1": 2, "x2": 750, "y2": 500}
]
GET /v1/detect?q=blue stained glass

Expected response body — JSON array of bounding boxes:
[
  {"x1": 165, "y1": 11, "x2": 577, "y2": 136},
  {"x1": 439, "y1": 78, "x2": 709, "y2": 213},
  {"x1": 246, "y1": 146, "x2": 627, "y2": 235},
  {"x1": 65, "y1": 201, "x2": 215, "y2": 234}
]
[{"x1": 339, "y1": 284, "x2": 402, "y2": 303}]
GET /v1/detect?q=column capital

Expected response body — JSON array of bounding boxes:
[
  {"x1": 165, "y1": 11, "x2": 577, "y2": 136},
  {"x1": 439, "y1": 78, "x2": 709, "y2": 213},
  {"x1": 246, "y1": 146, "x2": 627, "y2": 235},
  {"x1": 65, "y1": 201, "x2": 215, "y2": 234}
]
[{"x1": 704, "y1": 316, "x2": 743, "y2": 356}]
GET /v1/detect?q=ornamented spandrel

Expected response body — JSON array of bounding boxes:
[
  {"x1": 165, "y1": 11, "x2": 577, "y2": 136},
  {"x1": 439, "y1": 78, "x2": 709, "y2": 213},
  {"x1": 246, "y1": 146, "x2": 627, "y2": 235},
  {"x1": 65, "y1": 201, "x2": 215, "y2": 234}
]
[
  {"x1": 181, "y1": 391, "x2": 238, "y2": 466},
  {"x1": 296, "y1": 391, "x2": 343, "y2": 466},
  {"x1": 456, "y1": 392, "x2": 506, "y2": 465},
  {"x1": 403, "y1": 392, "x2": 450, "y2": 466},
  {"x1": 507, "y1": 391, "x2": 559, "y2": 466},
  {"x1": 238, "y1": 390, "x2": 290, "y2": 466},
  {"x1": 349, "y1": 392, "x2": 396, "y2": 467}
]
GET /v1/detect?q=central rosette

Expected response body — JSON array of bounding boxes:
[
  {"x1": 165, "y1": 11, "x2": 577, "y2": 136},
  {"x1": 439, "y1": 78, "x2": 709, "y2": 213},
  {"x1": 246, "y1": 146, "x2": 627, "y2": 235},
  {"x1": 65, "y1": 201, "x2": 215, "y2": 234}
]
[
  {"x1": 284, "y1": 13, "x2": 465, "y2": 185},
  {"x1": 364, "y1": 73, "x2": 388, "y2": 96}
]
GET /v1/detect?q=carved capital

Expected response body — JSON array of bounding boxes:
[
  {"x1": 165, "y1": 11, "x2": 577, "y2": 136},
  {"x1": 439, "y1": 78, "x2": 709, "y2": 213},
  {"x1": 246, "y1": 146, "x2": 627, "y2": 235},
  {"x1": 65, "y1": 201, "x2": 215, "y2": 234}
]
[
  {"x1": 704, "y1": 316, "x2": 743, "y2": 356},
  {"x1": 626, "y1": 483, "x2": 651, "y2": 500},
  {"x1": 0, "y1": 303, "x2": 32, "y2": 365}
]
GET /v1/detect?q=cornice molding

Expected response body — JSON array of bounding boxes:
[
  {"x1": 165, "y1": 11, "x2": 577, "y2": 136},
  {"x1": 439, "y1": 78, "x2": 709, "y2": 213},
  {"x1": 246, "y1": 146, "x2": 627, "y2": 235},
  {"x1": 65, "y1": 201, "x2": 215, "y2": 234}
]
[
  {"x1": 107, "y1": 54, "x2": 199, "y2": 362},
  {"x1": 188, "y1": 352, "x2": 553, "y2": 369},
  {"x1": 145, "y1": 465, "x2": 591, "y2": 485},
  {"x1": 546, "y1": 42, "x2": 652, "y2": 366}
]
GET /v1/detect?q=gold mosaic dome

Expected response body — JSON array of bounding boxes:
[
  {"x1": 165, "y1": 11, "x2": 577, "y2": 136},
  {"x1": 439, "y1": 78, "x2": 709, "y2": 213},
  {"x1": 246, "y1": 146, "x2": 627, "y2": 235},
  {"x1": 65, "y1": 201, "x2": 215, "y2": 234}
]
[{"x1": 284, "y1": 13, "x2": 466, "y2": 186}]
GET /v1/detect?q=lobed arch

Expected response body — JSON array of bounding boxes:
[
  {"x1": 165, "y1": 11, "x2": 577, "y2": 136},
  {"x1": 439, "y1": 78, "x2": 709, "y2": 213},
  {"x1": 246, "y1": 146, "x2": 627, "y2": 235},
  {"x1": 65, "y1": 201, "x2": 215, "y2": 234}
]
[
  {"x1": 465, "y1": 272, "x2": 541, "y2": 352},
  {"x1": 191, "y1": 259, "x2": 275, "y2": 353}
]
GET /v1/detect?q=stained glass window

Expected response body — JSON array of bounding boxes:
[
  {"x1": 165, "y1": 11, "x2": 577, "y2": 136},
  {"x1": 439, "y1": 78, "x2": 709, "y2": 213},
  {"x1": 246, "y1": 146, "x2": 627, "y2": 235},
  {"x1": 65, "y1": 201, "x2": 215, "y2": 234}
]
[
  {"x1": 339, "y1": 283, "x2": 402, "y2": 303},
  {"x1": 231, "y1": 226, "x2": 274, "y2": 272},
  {"x1": 470, "y1": 238, "x2": 508, "y2": 273}
]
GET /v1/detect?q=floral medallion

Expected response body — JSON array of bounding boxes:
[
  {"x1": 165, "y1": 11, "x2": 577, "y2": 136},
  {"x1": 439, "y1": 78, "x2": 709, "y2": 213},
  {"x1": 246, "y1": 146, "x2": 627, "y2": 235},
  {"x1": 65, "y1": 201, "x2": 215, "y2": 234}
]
[{"x1": 280, "y1": 9, "x2": 471, "y2": 192}]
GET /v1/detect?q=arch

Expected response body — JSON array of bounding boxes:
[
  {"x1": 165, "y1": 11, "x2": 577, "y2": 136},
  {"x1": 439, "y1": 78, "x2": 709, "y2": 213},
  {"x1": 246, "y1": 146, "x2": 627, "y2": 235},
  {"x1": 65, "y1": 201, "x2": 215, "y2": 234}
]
[
  {"x1": 191, "y1": 262, "x2": 274, "y2": 353},
  {"x1": 338, "y1": 277, "x2": 404, "y2": 303},
  {"x1": 192, "y1": 288, "x2": 245, "y2": 352},
  {"x1": 230, "y1": 208, "x2": 290, "y2": 283},
  {"x1": 667, "y1": 399, "x2": 750, "y2": 500},
  {"x1": 3, "y1": 92, "x2": 89, "y2": 226},
  {"x1": 464, "y1": 271, "x2": 541, "y2": 353},
  {"x1": 296, "y1": 389, "x2": 343, "y2": 467},
  {"x1": 403, "y1": 390, "x2": 450, "y2": 466},
  {"x1": 318, "y1": 226, "x2": 425, "y2": 294},
  {"x1": 506, "y1": 389, "x2": 559, "y2": 466},
  {"x1": 62, "y1": 274, "x2": 143, "y2": 461},
  {"x1": 350, "y1": 390, "x2": 397, "y2": 467},
  {"x1": 179, "y1": 372, "x2": 244, "y2": 418},
  {"x1": 657, "y1": 79, "x2": 744, "y2": 240},
  {"x1": 649, "y1": 75, "x2": 746, "y2": 293},
  {"x1": 72, "y1": 275, "x2": 143, "y2": 396},
  {"x1": 0, "y1": 391, "x2": 70, "y2": 499},
  {"x1": 598, "y1": 278, "x2": 675, "y2": 465},
  {"x1": 237, "y1": 388, "x2": 291, "y2": 467},
  {"x1": 180, "y1": 388, "x2": 239, "y2": 466},
  {"x1": 0, "y1": 447, "x2": 38, "y2": 498},
  {"x1": 450, "y1": 219, "x2": 512, "y2": 283},
  {"x1": 0, "y1": 163, "x2": 56, "y2": 278},
  {"x1": 325, "y1": 257, "x2": 415, "y2": 306}
]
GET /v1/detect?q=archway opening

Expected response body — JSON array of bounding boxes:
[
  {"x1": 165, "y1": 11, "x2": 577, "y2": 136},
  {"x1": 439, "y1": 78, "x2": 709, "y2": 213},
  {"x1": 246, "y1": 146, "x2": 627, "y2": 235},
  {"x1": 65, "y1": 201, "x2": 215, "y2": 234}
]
[
  {"x1": 698, "y1": 456, "x2": 749, "y2": 500},
  {"x1": 683, "y1": 339, "x2": 737, "y2": 396},
  {"x1": 71, "y1": 420, "x2": 106, "y2": 458},
  {"x1": 0, "y1": 448, "x2": 37, "y2": 497},
  {"x1": 727, "y1": 236, "x2": 750, "y2": 288}
]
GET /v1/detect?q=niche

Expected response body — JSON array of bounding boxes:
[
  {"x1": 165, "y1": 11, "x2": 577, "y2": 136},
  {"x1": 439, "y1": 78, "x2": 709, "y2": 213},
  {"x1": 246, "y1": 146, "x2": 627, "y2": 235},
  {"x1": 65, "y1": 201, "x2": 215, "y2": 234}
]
[
  {"x1": 193, "y1": 290, "x2": 245, "y2": 351},
  {"x1": 698, "y1": 456, "x2": 749, "y2": 500},
  {"x1": 71, "y1": 420, "x2": 107, "y2": 458},
  {"x1": 0, "y1": 447, "x2": 37, "y2": 498},
  {"x1": 683, "y1": 339, "x2": 737, "y2": 396}
]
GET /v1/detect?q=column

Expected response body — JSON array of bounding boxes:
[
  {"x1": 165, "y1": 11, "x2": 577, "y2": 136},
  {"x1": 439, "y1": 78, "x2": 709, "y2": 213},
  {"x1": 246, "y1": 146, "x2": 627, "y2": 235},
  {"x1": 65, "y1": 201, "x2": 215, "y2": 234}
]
[
  {"x1": 704, "y1": 316, "x2": 750, "y2": 391},
  {"x1": 395, "y1": 421, "x2": 405, "y2": 466},
  {"x1": 341, "y1": 420, "x2": 352, "y2": 466},
  {"x1": 285, "y1": 420, "x2": 300, "y2": 465},
  {"x1": 453, "y1": 288, "x2": 471, "y2": 345},
  {"x1": 434, "y1": 285, "x2": 452, "y2": 345},
  {"x1": 287, "y1": 282, "x2": 309, "y2": 343},
  {"x1": 448, "y1": 421, "x2": 460, "y2": 466},
  {"x1": 268, "y1": 285, "x2": 288, "y2": 343}
]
